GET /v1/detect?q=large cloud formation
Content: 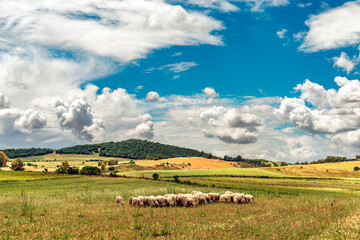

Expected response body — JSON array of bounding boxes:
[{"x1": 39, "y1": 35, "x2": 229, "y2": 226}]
[
  {"x1": 300, "y1": 1, "x2": 360, "y2": 52},
  {"x1": 55, "y1": 99, "x2": 104, "y2": 141},
  {"x1": 14, "y1": 109, "x2": 47, "y2": 133},
  {"x1": 275, "y1": 76, "x2": 360, "y2": 148},
  {"x1": 200, "y1": 106, "x2": 263, "y2": 144},
  {"x1": 0, "y1": 0, "x2": 223, "y2": 62}
]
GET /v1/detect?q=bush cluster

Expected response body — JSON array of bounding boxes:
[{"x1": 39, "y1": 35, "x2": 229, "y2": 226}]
[{"x1": 80, "y1": 166, "x2": 101, "y2": 175}]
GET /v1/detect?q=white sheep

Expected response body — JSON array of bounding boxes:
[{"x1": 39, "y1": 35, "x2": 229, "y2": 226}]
[{"x1": 115, "y1": 196, "x2": 124, "y2": 205}]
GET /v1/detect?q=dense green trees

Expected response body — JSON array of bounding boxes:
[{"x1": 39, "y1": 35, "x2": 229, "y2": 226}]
[
  {"x1": 222, "y1": 154, "x2": 274, "y2": 167},
  {"x1": 0, "y1": 151, "x2": 8, "y2": 167},
  {"x1": 80, "y1": 166, "x2": 101, "y2": 175},
  {"x1": 3, "y1": 148, "x2": 53, "y2": 158},
  {"x1": 56, "y1": 139, "x2": 212, "y2": 159},
  {"x1": 11, "y1": 158, "x2": 24, "y2": 171}
]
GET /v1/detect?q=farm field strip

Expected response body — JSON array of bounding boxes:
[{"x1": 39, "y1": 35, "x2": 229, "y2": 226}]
[{"x1": 119, "y1": 168, "x2": 288, "y2": 178}]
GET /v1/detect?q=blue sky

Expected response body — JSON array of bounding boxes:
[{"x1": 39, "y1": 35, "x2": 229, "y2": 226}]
[
  {"x1": 93, "y1": 0, "x2": 358, "y2": 98},
  {"x1": 1, "y1": 0, "x2": 360, "y2": 162}
]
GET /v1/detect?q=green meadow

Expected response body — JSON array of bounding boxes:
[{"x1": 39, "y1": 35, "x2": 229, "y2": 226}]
[{"x1": 1, "y1": 169, "x2": 360, "y2": 239}]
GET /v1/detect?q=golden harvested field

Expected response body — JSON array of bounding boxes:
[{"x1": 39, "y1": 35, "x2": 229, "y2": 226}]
[
  {"x1": 136, "y1": 157, "x2": 236, "y2": 170},
  {"x1": 266, "y1": 161, "x2": 360, "y2": 178}
]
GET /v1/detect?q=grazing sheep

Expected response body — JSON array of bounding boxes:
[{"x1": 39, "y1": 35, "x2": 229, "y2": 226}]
[
  {"x1": 156, "y1": 196, "x2": 166, "y2": 207},
  {"x1": 164, "y1": 194, "x2": 177, "y2": 203},
  {"x1": 115, "y1": 196, "x2": 124, "y2": 205},
  {"x1": 149, "y1": 196, "x2": 158, "y2": 207},
  {"x1": 128, "y1": 191, "x2": 254, "y2": 207},
  {"x1": 203, "y1": 194, "x2": 211, "y2": 203},
  {"x1": 208, "y1": 193, "x2": 220, "y2": 202},
  {"x1": 186, "y1": 196, "x2": 197, "y2": 207},
  {"x1": 219, "y1": 195, "x2": 227, "y2": 203},
  {"x1": 198, "y1": 196, "x2": 207, "y2": 205},
  {"x1": 141, "y1": 196, "x2": 152, "y2": 207},
  {"x1": 128, "y1": 197, "x2": 134, "y2": 205},
  {"x1": 220, "y1": 192, "x2": 234, "y2": 203},
  {"x1": 137, "y1": 196, "x2": 145, "y2": 207},
  {"x1": 244, "y1": 194, "x2": 254, "y2": 204},
  {"x1": 131, "y1": 197, "x2": 140, "y2": 206},
  {"x1": 165, "y1": 196, "x2": 175, "y2": 207},
  {"x1": 233, "y1": 194, "x2": 245, "y2": 204}
]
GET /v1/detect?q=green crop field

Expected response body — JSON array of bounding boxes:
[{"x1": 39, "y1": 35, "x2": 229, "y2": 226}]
[{"x1": 1, "y1": 169, "x2": 360, "y2": 239}]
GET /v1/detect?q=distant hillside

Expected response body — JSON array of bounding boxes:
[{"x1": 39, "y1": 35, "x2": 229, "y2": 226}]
[
  {"x1": 57, "y1": 139, "x2": 212, "y2": 159},
  {"x1": 2, "y1": 148, "x2": 53, "y2": 159}
]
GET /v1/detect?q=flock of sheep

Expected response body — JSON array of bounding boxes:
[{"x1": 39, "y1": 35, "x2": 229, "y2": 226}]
[{"x1": 115, "y1": 191, "x2": 254, "y2": 207}]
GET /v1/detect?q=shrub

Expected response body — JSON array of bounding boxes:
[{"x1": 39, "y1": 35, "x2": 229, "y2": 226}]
[
  {"x1": 61, "y1": 161, "x2": 70, "y2": 170},
  {"x1": 152, "y1": 173, "x2": 159, "y2": 180},
  {"x1": 27, "y1": 162, "x2": 32, "y2": 166},
  {"x1": 80, "y1": 166, "x2": 101, "y2": 175},
  {"x1": 354, "y1": 166, "x2": 360, "y2": 171},
  {"x1": 108, "y1": 166, "x2": 115, "y2": 171},
  {"x1": 55, "y1": 166, "x2": 68, "y2": 174},
  {"x1": 11, "y1": 158, "x2": 24, "y2": 171},
  {"x1": 0, "y1": 151, "x2": 9, "y2": 167},
  {"x1": 173, "y1": 175, "x2": 180, "y2": 183},
  {"x1": 129, "y1": 159, "x2": 135, "y2": 164},
  {"x1": 67, "y1": 167, "x2": 79, "y2": 175},
  {"x1": 108, "y1": 159, "x2": 118, "y2": 165},
  {"x1": 109, "y1": 171, "x2": 117, "y2": 177}
]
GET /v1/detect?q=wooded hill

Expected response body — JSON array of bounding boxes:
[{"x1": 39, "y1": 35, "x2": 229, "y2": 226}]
[
  {"x1": 2, "y1": 148, "x2": 53, "y2": 159},
  {"x1": 2, "y1": 139, "x2": 213, "y2": 160},
  {"x1": 58, "y1": 139, "x2": 213, "y2": 159}
]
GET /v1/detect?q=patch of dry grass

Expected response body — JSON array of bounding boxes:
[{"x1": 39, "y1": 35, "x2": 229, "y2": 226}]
[
  {"x1": 265, "y1": 161, "x2": 360, "y2": 178},
  {"x1": 136, "y1": 157, "x2": 235, "y2": 170}
]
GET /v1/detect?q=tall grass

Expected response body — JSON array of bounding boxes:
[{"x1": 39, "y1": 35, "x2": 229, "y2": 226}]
[{"x1": 0, "y1": 175, "x2": 360, "y2": 239}]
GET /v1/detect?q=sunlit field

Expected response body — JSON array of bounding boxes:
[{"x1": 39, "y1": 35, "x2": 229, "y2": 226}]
[
  {"x1": 266, "y1": 161, "x2": 360, "y2": 178},
  {"x1": 136, "y1": 157, "x2": 235, "y2": 169},
  {"x1": 119, "y1": 168, "x2": 288, "y2": 178},
  {"x1": 6, "y1": 154, "x2": 128, "y2": 172},
  {"x1": 1, "y1": 170, "x2": 360, "y2": 239}
]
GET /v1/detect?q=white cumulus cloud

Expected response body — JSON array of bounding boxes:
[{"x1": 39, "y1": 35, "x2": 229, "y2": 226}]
[
  {"x1": 146, "y1": 91, "x2": 167, "y2": 102},
  {"x1": 276, "y1": 29, "x2": 287, "y2": 39},
  {"x1": 275, "y1": 76, "x2": 360, "y2": 149},
  {"x1": 0, "y1": 0, "x2": 223, "y2": 63},
  {"x1": 55, "y1": 99, "x2": 104, "y2": 141},
  {"x1": 300, "y1": 1, "x2": 360, "y2": 52},
  {"x1": 202, "y1": 87, "x2": 219, "y2": 97},
  {"x1": 332, "y1": 52, "x2": 358, "y2": 74},
  {"x1": 14, "y1": 109, "x2": 47, "y2": 133},
  {"x1": 127, "y1": 121, "x2": 154, "y2": 139},
  {"x1": 200, "y1": 106, "x2": 263, "y2": 144}
]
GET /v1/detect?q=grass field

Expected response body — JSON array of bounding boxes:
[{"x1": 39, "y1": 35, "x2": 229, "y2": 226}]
[
  {"x1": 1, "y1": 168, "x2": 360, "y2": 239},
  {"x1": 266, "y1": 161, "x2": 360, "y2": 178},
  {"x1": 5, "y1": 154, "x2": 128, "y2": 172},
  {"x1": 119, "y1": 168, "x2": 288, "y2": 178}
]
